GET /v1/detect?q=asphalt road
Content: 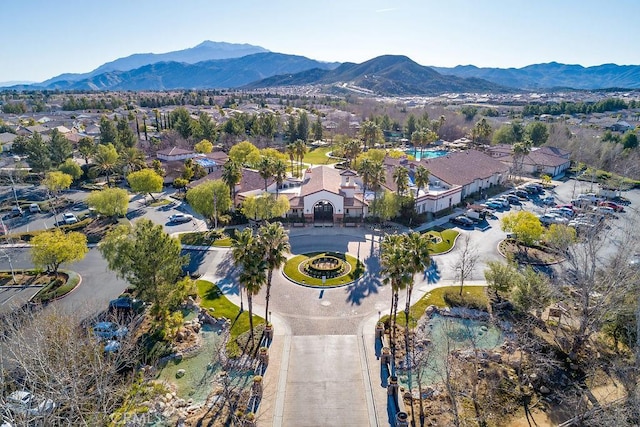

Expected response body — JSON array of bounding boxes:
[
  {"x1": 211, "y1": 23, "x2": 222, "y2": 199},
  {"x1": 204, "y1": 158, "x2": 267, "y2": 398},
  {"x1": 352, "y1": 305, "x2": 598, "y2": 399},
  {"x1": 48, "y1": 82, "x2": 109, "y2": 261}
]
[{"x1": 1, "y1": 177, "x2": 637, "y2": 326}]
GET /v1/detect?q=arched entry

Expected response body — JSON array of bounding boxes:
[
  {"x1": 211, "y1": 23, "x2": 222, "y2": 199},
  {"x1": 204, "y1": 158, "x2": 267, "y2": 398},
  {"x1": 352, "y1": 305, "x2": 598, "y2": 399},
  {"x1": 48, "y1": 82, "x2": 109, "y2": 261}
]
[{"x1": 313, "y1": 200, "x2": 334, "y2": 223}]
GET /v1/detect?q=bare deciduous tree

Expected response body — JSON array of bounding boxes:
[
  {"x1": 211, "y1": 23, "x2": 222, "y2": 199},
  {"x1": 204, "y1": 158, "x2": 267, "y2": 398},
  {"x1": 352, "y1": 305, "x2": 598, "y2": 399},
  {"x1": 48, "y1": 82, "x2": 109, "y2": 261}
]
[
  {"x1": 450, "y1": 234, "x2": 480, "y2": 296},
  {"x1": 0, "y1": 307, "x2": 140, "y2": 426}
]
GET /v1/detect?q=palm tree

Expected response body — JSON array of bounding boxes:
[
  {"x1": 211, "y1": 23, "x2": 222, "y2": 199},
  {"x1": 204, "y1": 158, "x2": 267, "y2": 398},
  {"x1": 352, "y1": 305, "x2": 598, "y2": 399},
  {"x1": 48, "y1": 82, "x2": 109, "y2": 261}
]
[
  {"x1": 512, "y1": 140, "x2": 532, "y2": 179},
  {"x1": 403, "y1": 232, "x2": 431, "y2": 332},
  {"x1": 285, "y1": 143, "x2": 296, "y2": 176},
  {"x1": 413, "y1": 165, "x2": 430, "y2": 197},
  {"x1": 343, "y1": 139, "x2": 361, "y2": 168},
  {"x1": 392, "y1": 166, "x2": 409, "y2": 196},
  {"x1": 93, "y1": 143, "x2": 119, "y2": 186},
  {"x1": 356, "y1": 158, "x2": 374, "y2": 195},
  {"x1": 257, "y1": 156, "x2": 275, "y2": 193},
  {"x1": 258, "y1": 223, "x2": 290, "y2": 323},
  {"x1": 293, "y1": 139, "x2": 307, "y2": 175},
  {"x1": 232, "y1": 228, "x2": 267, "y2": 344},
  {"x1": 239, "y1": 246, "x2": 267, "y2": 345},
  {"x1": 379, "y1": 234, "x2": 412, "y2": 375},
  {"x1": 368, "y1": 160, "x2": 386, "y2": 205},
  {"x1": 411, "y1": 130, "x2": 425, "y2": 158},
  {"x1": 471, "y1": 118, "x2": 492, "y2": 144},
  {"x1": 360, "y1": 120, "x2": 381, "y2": 151},
  {"x1": 273, "y1": 159, "x2": 288, "y2": 197},
  {"x1": 221, "y1": 160, "x2": 242, "y2": 204},
  {"x1": 401, "y1": 232, "x2": 431, "y2": 423},
  {"x1": 119, "y1": 147, "x2": 146, "y2": 174}
]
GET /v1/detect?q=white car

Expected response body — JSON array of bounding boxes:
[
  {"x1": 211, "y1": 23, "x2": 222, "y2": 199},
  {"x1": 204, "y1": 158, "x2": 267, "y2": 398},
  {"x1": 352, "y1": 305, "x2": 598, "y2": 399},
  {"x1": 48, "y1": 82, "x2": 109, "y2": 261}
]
[
  {"x1": 62, "y1": 213, "x2": 78, "y2": 224},
  {"x1": 6, "y1": 390, "x2": 56, "y2": 416},
  {"x1": 539, "y1": 213, "x2": 568, "y2": 225},
  {"x1": 169, "y1": 213, "x2": 193, "y2": 224}
]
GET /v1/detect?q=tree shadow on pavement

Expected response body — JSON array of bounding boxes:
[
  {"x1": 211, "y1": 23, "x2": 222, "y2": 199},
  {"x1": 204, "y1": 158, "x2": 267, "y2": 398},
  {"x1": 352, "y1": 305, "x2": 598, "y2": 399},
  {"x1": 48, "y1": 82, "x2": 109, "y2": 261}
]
[
  {"x1": 216, "y1": 271, "x2": 240, "y2": 297},
  {"x1": 344, "y1": 254, "x2": 382, "y2": 306},
  {"x1": 424, "y1": 260, "x2": 441, "y2": 284},
  {"x1": 215, "y1": 252, "x2": 235, "y2": 278}
]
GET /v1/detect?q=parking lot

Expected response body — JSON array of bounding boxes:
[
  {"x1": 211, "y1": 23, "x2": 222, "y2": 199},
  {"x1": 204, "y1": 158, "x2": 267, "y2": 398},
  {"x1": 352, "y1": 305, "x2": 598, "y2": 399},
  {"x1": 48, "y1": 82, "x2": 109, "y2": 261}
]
[{"x1": 0, "y1": 185, "x2": 208, "y2": 236}]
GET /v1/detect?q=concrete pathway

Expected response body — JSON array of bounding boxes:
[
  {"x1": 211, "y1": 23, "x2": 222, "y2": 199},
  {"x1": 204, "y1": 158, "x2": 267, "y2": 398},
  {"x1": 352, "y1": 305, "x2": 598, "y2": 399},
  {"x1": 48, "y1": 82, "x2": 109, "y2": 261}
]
[{"x1": 199, "y1": 221, "x2": 491, "y2": 427}]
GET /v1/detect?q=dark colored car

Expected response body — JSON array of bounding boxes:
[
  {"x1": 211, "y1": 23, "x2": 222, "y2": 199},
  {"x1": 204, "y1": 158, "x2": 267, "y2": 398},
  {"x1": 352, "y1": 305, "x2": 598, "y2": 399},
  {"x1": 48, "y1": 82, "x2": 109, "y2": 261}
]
[
  {"x1": 506, "y1": 195, "x2": 521, "y2": 204},
  {"x1": 451, "y1": 216, "x2": 474, "y2": 227},
  {"x1": 513, "y1": 190, "x2": 529, "y2": 199},
  {"x1": 108, "y1": 296, "x2": 145, "y2": 313}
]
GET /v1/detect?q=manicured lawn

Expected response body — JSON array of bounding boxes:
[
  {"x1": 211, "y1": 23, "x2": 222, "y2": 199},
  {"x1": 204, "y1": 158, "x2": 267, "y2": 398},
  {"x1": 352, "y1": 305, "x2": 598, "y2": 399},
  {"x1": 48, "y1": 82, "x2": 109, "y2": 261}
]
[
  {"x1": 422, "y1": 229, "x2": 459, "y2": 254},
  {"x1": 303, "y1": 146, "x2": 340, "y2": 165},
  {"x1": 148, "y1": 198, "x2": 171, "y2": 207},
  {"x1": 283, "y1": 252, "x2": 363, "y2": 287},
  {"x1": 196, "y1": 280, "x2": 263, "y2": 356},
  {"x1": 389, "y1": 285, "x2": 488, "y2": 328}
]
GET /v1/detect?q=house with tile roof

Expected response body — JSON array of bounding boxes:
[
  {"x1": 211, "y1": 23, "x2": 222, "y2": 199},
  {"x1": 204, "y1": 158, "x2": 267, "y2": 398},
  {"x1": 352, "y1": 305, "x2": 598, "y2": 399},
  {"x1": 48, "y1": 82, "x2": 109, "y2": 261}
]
[
  {"x1": 0, "y1": 132, "x2": 17, "y2": 152},
  {"x1": 415, "y1": 150, "x2": 510, "y2": 199},
  {"x1": 500, "y1": 149, "x2": 571, "y2": 177},
  {"x1": 156, "y1": 147, "x2": 197, "y2": 162},
  {"x1": 280, "y1": 166, "x2": 368, "y2": 223}
]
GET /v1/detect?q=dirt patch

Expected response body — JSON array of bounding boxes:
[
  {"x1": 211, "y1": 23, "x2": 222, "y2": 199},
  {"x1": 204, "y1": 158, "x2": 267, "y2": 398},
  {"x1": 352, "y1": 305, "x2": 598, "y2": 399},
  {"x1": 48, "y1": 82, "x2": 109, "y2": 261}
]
[
  {"x1": 83, "y1": 217, "x2": 122, "y2": 243},
  {"x1": 0, "y1": 272, "x2": 66, "y2": 287},
  {"x1": 499, "y1": 240, "x2": 563, "y2": 265}
]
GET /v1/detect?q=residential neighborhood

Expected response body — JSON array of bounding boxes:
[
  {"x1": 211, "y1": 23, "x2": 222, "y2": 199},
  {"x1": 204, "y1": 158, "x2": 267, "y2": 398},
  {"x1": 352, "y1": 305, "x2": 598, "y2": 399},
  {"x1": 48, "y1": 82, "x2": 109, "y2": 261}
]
[{"x1": 0, "y1": 82, "x2": 639, "y2": 427}]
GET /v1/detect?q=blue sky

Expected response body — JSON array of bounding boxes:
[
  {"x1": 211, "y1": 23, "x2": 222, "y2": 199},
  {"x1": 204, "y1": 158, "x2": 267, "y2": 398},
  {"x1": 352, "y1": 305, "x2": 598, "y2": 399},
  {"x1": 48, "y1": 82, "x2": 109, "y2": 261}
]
[{"x1": 2, "y1": 0, "x2": 640, "y2": 83}]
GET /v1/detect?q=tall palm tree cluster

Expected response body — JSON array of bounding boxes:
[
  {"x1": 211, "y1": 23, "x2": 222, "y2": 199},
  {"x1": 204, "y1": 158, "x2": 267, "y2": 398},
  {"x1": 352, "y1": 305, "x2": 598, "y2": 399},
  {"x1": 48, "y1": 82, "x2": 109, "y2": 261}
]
[
  {"x1": 231, "y1": 222, "x2": 291, "y2": 345},
  {"x1": 379, "y1": 232, "x2": 432, "y2": 374}
]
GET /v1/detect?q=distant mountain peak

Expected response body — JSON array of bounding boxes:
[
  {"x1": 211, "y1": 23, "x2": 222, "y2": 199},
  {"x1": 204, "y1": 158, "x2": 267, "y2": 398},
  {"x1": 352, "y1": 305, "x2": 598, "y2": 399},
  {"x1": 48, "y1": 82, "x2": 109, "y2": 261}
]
[{"x1": 41, "y1": 41, "x2": 269, "y2": 86}]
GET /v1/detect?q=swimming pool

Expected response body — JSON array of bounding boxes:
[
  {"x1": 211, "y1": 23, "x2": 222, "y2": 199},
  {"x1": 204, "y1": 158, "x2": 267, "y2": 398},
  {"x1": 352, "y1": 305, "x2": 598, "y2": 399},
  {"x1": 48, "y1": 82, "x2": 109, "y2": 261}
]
[{"x1": 405, "y1": 149, "x2": 448, "y2": 161}]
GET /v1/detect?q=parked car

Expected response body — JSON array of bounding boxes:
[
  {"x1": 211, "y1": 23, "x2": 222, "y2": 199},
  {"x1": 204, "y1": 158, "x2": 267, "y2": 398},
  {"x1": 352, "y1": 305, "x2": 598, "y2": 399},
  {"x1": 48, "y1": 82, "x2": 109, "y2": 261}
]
[
  {"x1": 451, "y1": 216, "x2": 474, "y2": 227},
  {"x1": 62, "y1": 213, "x2": 78, "y2": 224},
  {"x1": 0, "y1": 224, "x2": 7, "y2": 235},
  {"x1": 513, "y1": 190, "x2": 530, "y2": 200},
  {"x1": 29, "y1": 203, "x2": 41, "y2": 213},
  {"x1": 169, "y1": 213, "x2": 193, "y2": 224},
  {"x1": 524, "y1": 183, "x2": 543, "y2": 193},
  {"x1": 549, "y1": 208, "x2": 574, "y2": 218},
  {"x1": 539, "y1": 213, "x2": 568, "y2": 225},
  {"x1": 109, "y1": 296, "x2": 145, "y2": 313},
  {"x1": 506, "y1": 195, "x2": 521, "y2": 204},
  {"x1": 598, "y1": 201, "x2": 624, "y2": 212},
  {"x1": 578, "y1": 193, "x2": 604, "y2": 203},
  {"x1": 485, "y1": 201, "x2": 503, "y2": 210},
  {"x1": 465, "y1": 209, "x2": 483, "y2": 222},
  {"x1": 595, "y1": 206, "x2": 616, "y2": 217},
  {"x1": 6, "y1": 390, "x2": 56, "y2": 416},
  {"x1": 92, "y1": 321, "x2": 128, "y2": 341},
  {"x1": 492, "y1": 197, "x2": 510, "y2": 207},
  {"x1": 9, "y1": 206, "x2": 23, "y2": 218},
  {"x1": 541, "y1": 196, "x2": 555, "y2": 206}
]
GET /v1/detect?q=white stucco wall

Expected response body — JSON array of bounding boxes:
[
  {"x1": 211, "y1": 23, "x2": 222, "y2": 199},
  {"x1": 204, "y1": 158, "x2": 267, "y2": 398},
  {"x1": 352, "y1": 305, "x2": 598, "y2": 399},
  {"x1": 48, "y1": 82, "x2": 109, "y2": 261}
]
[{"x1": 303, "y1": 191, "x2": 344, "y2": 216}]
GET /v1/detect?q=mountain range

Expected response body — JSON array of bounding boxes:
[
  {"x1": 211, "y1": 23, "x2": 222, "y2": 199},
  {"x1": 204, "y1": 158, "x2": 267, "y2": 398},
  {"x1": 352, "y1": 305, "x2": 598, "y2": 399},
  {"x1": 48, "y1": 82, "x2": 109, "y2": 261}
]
[
  {"x1": 4, "y1": 41, "x2": 640, "y2": 95},
  {"x1": 243, "y1": 55, "x2": 510, "y2": 95},
  {"x1": 432, "y1": 62, "x2": 640, "y2": 90}
]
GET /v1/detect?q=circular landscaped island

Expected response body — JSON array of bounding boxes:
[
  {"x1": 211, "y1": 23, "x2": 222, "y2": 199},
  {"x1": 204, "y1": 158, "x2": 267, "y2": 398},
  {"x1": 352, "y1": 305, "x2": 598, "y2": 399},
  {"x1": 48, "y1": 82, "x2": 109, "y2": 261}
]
[{"x1": 283, "y1": 251, "x2": 364, "y2": 287}]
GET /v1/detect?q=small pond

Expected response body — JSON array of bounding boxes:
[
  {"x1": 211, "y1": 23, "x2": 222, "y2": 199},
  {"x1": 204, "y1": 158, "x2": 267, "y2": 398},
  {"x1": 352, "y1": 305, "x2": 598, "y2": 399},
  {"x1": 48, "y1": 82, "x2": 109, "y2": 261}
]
[
  {"x1": 398, "y1": 314, "x2": 503, "y2": 388},
  {"x1": 156, "y1": 324, "x2": 254, "y2": 405}
]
